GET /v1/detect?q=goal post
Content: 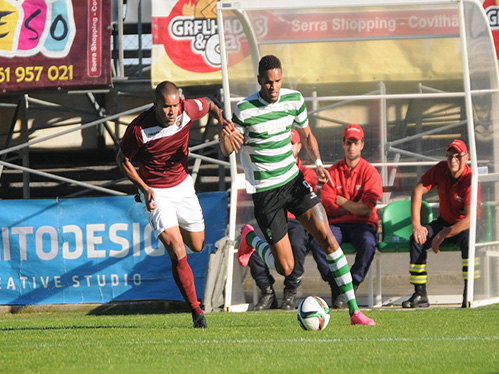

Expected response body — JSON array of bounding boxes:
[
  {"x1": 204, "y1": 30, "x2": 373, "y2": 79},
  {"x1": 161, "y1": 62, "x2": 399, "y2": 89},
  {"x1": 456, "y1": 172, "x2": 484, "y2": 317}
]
[{"x1": 217, "y1": 0, "x2": 499, "y2": 310}]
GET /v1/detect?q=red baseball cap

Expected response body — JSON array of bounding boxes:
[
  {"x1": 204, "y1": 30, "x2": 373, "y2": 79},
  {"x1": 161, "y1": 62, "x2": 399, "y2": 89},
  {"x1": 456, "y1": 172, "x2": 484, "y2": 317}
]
[
  {"x1": 291, "y1": 129, "x2": 300, "y2": 144},
  {"x1": 446, "y1": 139, "x2": 468, "y2": 154},
  {"x1": 343, "y1": 124, "x2": 364, "y2": 140}
]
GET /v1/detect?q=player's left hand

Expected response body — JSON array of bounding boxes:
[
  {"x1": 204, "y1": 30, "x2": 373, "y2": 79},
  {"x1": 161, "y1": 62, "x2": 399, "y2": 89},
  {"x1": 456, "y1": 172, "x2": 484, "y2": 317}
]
[
  {"x1": 220, "y1": 119, "x2": 235, "y2": 135},
  {"x1": 221, "y1": 125, "x2": 244, "y2": 153}
]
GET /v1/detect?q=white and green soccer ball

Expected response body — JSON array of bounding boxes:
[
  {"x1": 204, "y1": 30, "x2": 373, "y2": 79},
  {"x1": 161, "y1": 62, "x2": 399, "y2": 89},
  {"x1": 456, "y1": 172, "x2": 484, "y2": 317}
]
[{"x1": 297, "y1": 296, "x2": 330, "y2": 331}]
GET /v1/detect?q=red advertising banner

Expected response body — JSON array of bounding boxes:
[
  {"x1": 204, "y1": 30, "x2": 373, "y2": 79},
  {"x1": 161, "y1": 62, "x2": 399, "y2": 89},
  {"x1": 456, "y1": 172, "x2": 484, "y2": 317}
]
[
  {"x1": 483, "y1": 0, "x2": 499, "y2": 61},
  {"x1": 151, "y1": 0, "x2": 222, "y2": 87},
  {"x1": 224, "y1": 8, "x2": 460, "y2": 52},
  {"x1": 260, "y1": 8, "x2": 459, "y2": 41},
  {"x1": 151, "y1": 2, "x2": 461, "y2": 87},
  {"x1": 0, "y1": 0, "x2": 111, "y2": 94}
]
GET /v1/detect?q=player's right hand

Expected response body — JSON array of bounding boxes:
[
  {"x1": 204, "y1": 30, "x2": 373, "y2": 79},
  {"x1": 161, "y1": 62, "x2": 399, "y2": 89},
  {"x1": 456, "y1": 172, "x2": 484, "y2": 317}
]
[
  {"x1": 318, "y1": 166, "x2": 334, "y2": 188},
  {"x1": 144, "y1": 188, "x2": 157, "y2": 211}
]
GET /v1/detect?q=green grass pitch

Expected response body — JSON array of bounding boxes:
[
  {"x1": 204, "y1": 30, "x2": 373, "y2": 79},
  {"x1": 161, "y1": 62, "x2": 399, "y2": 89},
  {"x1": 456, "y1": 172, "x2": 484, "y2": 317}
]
[{"x1": 0, "y1": 305, "x2": 498, "y2": 373}]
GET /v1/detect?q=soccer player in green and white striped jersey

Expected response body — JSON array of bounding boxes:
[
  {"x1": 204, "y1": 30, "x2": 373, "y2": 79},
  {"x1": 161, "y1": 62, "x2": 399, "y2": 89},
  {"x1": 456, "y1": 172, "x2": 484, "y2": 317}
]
[
  {"x1": 231, "y1": 86, "x2": 307, "y2": 193},
  {"x1": 220, "y1": 55, "x2": 375, "y2": 325}
]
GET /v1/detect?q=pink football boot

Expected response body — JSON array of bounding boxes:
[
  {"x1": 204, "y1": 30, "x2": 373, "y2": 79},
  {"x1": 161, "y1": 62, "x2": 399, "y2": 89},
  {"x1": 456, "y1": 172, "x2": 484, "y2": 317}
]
[{"x1": 237, "y1": 224, "x2": 255, "y2": 267}]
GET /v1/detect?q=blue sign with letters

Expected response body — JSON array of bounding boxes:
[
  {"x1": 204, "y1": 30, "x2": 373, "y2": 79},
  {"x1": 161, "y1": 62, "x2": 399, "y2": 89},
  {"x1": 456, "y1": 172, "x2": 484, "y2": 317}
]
[{"x1": 0, "y1": 192, "x2": 228, "y2": 305}]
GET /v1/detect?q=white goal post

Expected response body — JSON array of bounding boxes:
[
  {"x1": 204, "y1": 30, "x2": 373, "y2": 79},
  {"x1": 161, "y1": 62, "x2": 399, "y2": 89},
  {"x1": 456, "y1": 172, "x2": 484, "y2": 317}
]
[{"x1": 217, "y1": 0, "x2": 499, "y2": 311}]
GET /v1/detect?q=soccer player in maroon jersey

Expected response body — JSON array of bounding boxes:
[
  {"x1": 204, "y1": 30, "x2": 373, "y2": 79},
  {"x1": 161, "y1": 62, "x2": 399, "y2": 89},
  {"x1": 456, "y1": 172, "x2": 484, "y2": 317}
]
[{"x1": 117, "y1": 81, "x2": 232, "y2": 328}]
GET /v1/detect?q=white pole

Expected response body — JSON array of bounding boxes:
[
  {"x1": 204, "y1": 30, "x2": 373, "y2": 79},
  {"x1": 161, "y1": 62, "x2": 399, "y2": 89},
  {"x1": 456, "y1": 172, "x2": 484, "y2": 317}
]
[
  {"x1": 217, "y1": 3, "x2": 238, "y2": 311},
  {"x1": 458, "y1": 0, "x2": 478, "y2": 308}
]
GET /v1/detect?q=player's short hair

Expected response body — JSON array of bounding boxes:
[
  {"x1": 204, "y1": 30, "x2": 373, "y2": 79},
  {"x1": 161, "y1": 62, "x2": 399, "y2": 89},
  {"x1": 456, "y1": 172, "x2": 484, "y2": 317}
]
[
  {"x1": 258, "y1": 55, "x2": 281, "y2": 77},
  {"x1": 155, "y1": 81, "x2": 179, "y2": 100}
]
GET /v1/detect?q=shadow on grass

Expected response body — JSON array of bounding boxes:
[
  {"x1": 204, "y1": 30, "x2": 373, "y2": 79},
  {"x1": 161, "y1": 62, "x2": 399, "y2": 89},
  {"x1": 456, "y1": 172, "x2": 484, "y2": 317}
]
[{"x1": 87, "y1": 300, "x2": 191, "y2": 316}]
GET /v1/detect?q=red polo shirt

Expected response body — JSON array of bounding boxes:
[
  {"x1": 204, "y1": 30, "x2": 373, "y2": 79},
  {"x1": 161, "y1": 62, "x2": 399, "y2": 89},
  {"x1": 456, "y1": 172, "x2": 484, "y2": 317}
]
[
  {"x1": 421, "y1": 161, "x2": 477, "y2": 224},
  {"x1": 321, "y1": 157, "x2": 383, "y2": 229}
]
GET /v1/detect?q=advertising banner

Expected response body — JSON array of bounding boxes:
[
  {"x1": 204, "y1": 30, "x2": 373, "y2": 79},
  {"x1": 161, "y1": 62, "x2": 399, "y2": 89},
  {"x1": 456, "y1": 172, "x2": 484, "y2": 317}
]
[
  {"x1": 152, "y1": 1, "x2": 463, "y2": 87},
  {"x1": 151, "y1": 0, "x2": 222, "y2": 87},
  {"x1": 483, "y1": 0, "x2": 499, "y2": 61},
  {"x1": 242, "y1": 8, "x2": 459, "y2": 44},
  {"x1": 0, "y1": 192, "x2": 228, "y2": 305},
  {"x1": 0, "y1": 0, "x2": 111, "y2": 93}
]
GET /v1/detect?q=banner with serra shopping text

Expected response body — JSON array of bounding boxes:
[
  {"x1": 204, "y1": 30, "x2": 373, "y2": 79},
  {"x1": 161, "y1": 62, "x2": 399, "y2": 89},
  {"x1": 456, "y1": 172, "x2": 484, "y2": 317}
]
[
  {"x1": 152, "y1": 0, "x2": 466, "y2": 88},
  {"x1": 0, "y1": 0, "x2": 111, "y2": 93},
  {"x1": 0, "y1": 192, "x2": 227, "y2": 305}
]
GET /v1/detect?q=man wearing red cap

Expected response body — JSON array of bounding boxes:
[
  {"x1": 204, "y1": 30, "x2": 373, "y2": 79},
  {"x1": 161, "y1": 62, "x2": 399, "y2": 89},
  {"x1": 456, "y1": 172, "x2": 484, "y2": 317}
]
[
  {"x1": 402, "y1": 139, "x2": 478, "y2": 308},
  {"x1": 310, "y1": 124, "x2": 383, "y2": 308},
  {"x1": 247, "y1": 129, "x2": 334, "y2": 310}
]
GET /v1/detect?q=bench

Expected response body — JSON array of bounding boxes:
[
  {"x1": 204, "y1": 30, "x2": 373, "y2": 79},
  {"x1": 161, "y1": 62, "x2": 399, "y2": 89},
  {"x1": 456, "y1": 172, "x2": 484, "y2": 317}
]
[
  {"x1": 251, "y1": 200, "x2": 492, "y2": 309},
  {"x1": 368, "y1": 200, "x2": 494, "y2": 308}
]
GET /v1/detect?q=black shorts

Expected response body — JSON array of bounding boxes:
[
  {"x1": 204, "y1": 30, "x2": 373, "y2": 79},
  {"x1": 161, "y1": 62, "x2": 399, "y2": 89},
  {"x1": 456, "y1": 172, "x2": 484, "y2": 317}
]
[{"x1": 252, "y1": 172, "x2": 320, "y2": 244}]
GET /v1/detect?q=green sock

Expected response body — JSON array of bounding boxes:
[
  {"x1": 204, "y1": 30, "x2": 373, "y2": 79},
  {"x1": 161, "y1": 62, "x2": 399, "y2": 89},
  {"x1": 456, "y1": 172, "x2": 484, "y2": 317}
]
[
  {"x1": 326, "y1": 248, "x2": 359, "y2": 316},
  {"x1": 246, "y1": 231, "x2": 276, "y2": 271}
]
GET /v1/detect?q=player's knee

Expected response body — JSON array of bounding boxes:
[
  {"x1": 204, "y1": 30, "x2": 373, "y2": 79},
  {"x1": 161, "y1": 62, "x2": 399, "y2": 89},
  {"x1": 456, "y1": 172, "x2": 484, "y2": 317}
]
[
  {"x1": 189, "y1": 240, "x2": 205, "y2": 252},
  {"x1": 277, "y1": 262, "x2": 294, "y2": 277},
  {"x1": 180, "y1": 230, "x2": 205, "y2": 252},
  {"x1": 188, "y1": 234, "x2": 205, "y2": 252}
]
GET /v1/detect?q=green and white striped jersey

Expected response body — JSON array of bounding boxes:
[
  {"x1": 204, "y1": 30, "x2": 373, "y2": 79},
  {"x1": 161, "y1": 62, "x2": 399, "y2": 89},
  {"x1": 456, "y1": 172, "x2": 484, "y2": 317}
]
[{"x1": 232, "y1": 88, "x2": 309, "y2": 193}]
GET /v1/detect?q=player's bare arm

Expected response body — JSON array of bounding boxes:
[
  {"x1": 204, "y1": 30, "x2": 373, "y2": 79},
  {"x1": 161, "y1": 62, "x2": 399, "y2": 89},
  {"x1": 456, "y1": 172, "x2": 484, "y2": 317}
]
[
  {"x1": 205, "y1": 97, "x2": 233, "y2": 133},
  {"x1": 204, "y1": 97, "x2": 241, "y2": 148},
  {"x1": 295, "y1": 126, "x2": 331, "y2": 186},
  {"x1": 116, "y1": 149, "x2": 156, "y2": 211},
  {"x1": 205, "y1": 94, "x2": 245, "y2": 156}
]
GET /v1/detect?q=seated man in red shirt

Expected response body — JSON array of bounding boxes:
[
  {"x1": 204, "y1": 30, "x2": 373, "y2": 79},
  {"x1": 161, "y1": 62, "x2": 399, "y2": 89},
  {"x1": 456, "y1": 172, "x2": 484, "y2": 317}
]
[
  {"x1": 309, "y1": 124, "x2": 383, "y2": 308},
  {"x1": 403, "y1": 139, "x2": 479, "y2": 308}
]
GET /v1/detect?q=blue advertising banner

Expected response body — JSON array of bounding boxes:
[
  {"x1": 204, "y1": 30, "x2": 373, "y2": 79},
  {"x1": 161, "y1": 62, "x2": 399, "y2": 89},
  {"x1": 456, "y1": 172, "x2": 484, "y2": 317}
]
[{"x1": 0, "y1": 192, "x2": 228, "y2": 305}]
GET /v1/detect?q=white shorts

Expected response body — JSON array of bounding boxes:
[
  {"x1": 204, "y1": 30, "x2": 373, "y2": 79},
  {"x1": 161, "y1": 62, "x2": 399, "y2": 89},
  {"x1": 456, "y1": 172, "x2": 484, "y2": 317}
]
[{"x1": 140, "y1": 175, "x2": 204, "y2": 237}]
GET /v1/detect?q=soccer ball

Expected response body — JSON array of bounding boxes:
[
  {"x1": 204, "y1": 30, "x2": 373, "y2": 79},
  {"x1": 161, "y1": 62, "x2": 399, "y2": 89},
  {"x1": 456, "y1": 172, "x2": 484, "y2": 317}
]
[{"x1": 297, "y1": 296, "x2": 330, "y2": 331}]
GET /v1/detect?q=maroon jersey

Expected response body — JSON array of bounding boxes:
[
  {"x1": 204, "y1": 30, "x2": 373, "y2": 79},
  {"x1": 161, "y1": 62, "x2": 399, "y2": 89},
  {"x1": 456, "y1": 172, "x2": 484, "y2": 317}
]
[{"x1": 120, "y1": 98, "x2": 209, "y2": 188}]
